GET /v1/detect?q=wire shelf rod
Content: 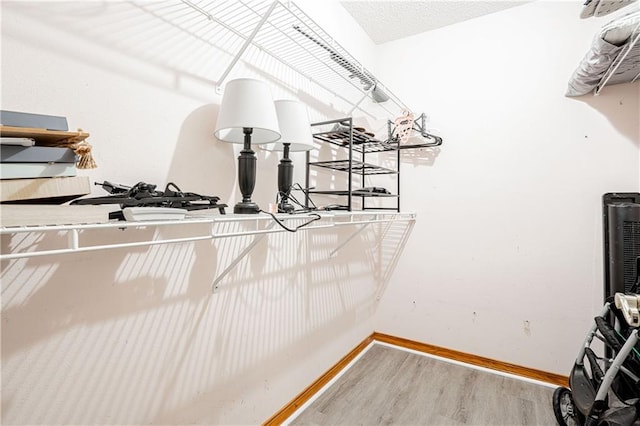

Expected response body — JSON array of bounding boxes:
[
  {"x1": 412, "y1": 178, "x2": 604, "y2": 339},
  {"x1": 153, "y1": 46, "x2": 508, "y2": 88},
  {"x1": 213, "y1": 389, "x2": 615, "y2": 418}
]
[
  {"x1": 1, "y1": 235, "x2": 216, "y2": 261},
  {"x1": 214, "y1": 1, "x2": 279, "y2": 86},
  {"x1": 177, "y1": 0, "x2": 409, "y2": 117},
  {"x1": 182, "y1": 1, "x2": 369, "y2": 111},
  {"x1": 0, "y1": 215, "x2": 414, "y2": 260},
  {"x1": 596, "y1": 24, "x2": 640, "y2": 94},
  {"x1": 237, "y1": 2, "x2": 377, "y2": 107},
  {"x1": 180, "y1": 0, "x2": 213, "y2": 21},
  {"x1": 0, "y1": 212, "x2": 414, "y2": 235},
  {"x1": 132, "y1": 2, "x2": 244, "y2": 59}
]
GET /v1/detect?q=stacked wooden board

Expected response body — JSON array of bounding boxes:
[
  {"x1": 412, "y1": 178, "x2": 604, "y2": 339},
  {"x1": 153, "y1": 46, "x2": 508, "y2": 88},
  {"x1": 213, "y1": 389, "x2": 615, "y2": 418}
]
[
  {"x1": 0, "y1": 111, "x2": 108, "y2": 226},
  {"x1": 1, "y1": 125, "x2": 92, "y2": 203}
]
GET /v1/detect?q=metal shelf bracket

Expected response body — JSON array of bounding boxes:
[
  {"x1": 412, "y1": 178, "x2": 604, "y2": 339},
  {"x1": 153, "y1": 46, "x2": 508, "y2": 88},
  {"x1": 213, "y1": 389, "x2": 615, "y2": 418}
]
[
  {"x1": 329, "y1": 223, "x2": 370, "y2": 257},
  {"x1": 211, "y1": 221, "x2": 276, "y2": 292},
  {"x1": 210, "y1": 0, "x2": 279, "y2": 91}
]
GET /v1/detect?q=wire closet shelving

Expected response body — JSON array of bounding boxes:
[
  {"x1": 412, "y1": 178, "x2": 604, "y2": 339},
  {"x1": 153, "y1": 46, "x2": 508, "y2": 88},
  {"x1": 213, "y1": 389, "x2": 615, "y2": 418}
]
[
  {"x1": 596, "y1": 28, "x2": 640, "y2": 94},
  {"x1": 155, "y1": 0, "x2": 411, "y2": 120}
]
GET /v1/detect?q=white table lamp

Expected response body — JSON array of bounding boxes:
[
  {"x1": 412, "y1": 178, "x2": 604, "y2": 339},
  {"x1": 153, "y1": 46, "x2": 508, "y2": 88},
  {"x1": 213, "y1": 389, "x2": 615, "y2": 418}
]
[
  {"x1": 265, "y1": 99, "x2": 314, "y2": 213},
  {"x1": 214, "y1": 78, "x2": 281, "y2": 214}
]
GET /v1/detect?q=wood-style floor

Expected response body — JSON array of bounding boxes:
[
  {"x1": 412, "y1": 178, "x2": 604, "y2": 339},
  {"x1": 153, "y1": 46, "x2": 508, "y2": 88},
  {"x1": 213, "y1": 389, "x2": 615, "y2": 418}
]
[{"x1": 290, "y1": 344, "x2": 557, "y2": 425}]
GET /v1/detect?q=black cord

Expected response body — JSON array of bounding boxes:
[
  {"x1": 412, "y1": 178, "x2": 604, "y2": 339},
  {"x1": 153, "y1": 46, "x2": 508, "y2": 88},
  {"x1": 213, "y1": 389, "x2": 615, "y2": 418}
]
[
  {"x1": 291, "y1": 182, "x2": 318, "y2": 211},
  {"x1": 271, "y1": 183, "x2": 319, "y2": 214},
  {"x1": 259, "y1": 210, "x2": 322, "y2": 232},
  {"x1": 286, "y1": 191, "x2": 306, "y2": 210}
]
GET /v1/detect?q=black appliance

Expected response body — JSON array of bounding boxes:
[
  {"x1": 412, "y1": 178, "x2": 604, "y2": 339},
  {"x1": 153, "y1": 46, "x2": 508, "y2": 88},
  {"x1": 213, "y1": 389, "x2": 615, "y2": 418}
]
[{"x1": 603, "y1": 193, "x2": 640, "y2": 299}]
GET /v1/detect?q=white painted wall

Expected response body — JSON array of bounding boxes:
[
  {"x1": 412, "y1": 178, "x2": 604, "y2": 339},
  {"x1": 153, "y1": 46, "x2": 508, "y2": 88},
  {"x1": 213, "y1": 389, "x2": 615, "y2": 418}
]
[
  {"x1": 2, "y1": 0, "x2": 639, "y2": 424},
  {"x1": 0, "y1": 1, "x2": 388, "y2": 424},
  {"x1": 373, "y1": 1, "x2": 640, "y2": 375}
]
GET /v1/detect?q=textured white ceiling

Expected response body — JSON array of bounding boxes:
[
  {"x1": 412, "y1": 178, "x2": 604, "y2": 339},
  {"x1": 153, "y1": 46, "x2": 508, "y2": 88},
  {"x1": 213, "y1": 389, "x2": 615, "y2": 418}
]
[{"x1": 340, "y1": 1, "x2": 532, "y2": 44}]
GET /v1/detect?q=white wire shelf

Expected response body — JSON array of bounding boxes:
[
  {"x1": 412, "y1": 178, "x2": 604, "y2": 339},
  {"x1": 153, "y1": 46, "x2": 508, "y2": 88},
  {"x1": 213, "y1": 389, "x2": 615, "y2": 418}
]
[
  {"x1": 596, "y1": 28, "x2": 640, "y2": 94},
  {"x1": 4, "y1": 1, "x2": 410, "y2": 121},
  {"x1": 162, "y1": 0, "x2": 410, "y2": 120},
  {"x1": 0, "y1": 211, "x2": 416, "y2": 261}
]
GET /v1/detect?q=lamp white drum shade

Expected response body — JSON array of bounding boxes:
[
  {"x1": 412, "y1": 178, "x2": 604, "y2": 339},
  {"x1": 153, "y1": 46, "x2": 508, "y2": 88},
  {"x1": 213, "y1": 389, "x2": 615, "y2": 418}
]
[
  {"x1": 214, "y1": 78, "x2": 281, "y2": 144},
  {"x1": 266, "y1": 100, "x2": 314, "y2": 152}
]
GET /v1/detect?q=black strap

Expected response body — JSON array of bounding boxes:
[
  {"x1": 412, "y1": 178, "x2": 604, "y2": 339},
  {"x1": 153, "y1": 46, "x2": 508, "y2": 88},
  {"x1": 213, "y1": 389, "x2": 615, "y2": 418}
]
[{"x1": 595, "y1": 316, "x2": 624, "y2": 352}]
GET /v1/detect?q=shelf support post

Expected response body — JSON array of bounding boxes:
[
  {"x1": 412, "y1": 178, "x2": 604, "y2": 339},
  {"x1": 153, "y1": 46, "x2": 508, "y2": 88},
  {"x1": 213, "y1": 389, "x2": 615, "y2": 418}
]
[
  {"x1": 68, "y1": 229, "x2": 79, "y2": 251},
  {"x1": 211, "y1": 221, "x2": 276, "y2": 292},
  {"x1": 215, "y1": 0, "x2": 279, "y2": 93},
  {"x1": 346, "y1": 92, "x2": 370, "y2": 117}
]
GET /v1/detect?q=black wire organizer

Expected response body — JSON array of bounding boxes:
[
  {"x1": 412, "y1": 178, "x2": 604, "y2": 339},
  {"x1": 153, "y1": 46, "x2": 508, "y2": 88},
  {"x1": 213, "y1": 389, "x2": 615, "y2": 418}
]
[
  {"x1": 305, "y1": 117, "x2": 401, "y2": 212},
  {"x1": 310, "y1": 160, "x2": 397, "y2": 175},
  {"x1": 305, "y1": 115, "x2": 444, "y2": 212}
]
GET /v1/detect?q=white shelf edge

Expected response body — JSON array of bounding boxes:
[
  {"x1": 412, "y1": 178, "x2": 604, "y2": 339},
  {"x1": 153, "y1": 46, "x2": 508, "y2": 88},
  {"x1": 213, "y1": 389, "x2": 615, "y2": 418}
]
[{"x1": 0, "y1": 211, "x2": 416, "y2": 261}]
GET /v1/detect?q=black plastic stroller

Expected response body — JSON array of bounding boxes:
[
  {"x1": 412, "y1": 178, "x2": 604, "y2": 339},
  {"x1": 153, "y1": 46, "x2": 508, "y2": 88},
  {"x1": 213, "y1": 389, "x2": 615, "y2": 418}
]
[{"x1": 553, "y1": 292, "x2": 640, "y2": 426}]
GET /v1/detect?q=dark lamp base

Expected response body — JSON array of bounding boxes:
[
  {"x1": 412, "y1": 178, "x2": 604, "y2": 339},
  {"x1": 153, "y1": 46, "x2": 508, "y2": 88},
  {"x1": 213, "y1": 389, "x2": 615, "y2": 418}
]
[
  {"x1": 234, "y1": 201, "x2": 260, "y2": 214},
  {"x1": 278, "y1": 201, "x2": 294, "y2": 213}
]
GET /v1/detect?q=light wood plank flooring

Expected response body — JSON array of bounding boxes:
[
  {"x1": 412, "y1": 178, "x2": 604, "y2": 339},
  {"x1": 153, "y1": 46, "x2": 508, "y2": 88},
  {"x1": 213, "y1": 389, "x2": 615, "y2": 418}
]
[{"x1": 290, "y1": 344, "x2": 557, "y2": 425}]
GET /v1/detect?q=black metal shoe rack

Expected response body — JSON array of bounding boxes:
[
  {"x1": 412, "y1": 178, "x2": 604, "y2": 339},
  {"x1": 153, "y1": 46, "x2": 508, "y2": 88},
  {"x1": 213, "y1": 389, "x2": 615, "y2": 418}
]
[{"x1": 305, "y1": 117, "x2": 401, "y2": 212}]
